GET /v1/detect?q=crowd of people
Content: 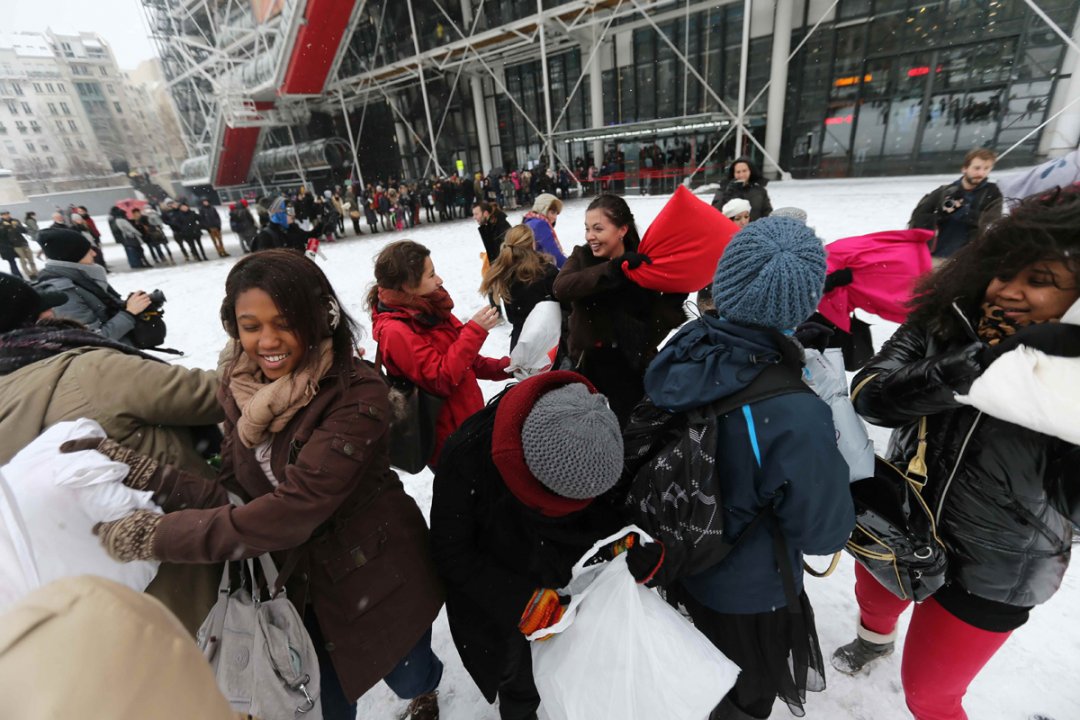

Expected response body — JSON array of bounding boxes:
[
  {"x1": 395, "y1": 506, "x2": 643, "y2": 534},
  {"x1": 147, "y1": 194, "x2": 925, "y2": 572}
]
[{"x1": 1, "y1": 149, "x2": 1079, "y2": 720}]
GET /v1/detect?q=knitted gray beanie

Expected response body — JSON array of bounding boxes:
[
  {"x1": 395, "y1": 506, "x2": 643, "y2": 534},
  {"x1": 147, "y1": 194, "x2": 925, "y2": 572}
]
[
  {"x1": 521, "y1": 383, "x2": 623, "y2": 500},
  {"x1": 711, "y1": 216, "x2": 826, "y2": 330}
]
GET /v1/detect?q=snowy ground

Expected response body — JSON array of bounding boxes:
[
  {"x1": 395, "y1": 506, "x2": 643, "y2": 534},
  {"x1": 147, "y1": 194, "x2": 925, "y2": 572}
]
[{"x1": 82, "y1": 174, "x2": 1080, "y2": 720}]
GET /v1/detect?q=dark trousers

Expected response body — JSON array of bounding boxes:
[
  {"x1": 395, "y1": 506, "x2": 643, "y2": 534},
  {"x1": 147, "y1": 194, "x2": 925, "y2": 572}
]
[
  {"x1": 4, "y1": 258, "x2": 22, "y2": 278},
  {"x1": 185, "y1": 237, "x2": 208, "y2": 261},
  {"x1": 498, "y1": 636, "x2": 541, "y2": 720},
  {"x1": 305, "y1": 609, "x2": 443, "y2": 720}
]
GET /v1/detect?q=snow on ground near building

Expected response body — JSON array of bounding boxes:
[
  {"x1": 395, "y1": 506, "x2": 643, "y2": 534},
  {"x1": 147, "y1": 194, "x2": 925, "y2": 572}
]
[{"x1": 88, "y1": 174, "x2": 1080, "y2": 719}]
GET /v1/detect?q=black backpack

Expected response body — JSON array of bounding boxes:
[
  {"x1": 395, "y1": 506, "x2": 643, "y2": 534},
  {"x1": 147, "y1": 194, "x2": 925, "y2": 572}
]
[{"x1": 623, "y1": 361, "x2": 812, "y2": 579}]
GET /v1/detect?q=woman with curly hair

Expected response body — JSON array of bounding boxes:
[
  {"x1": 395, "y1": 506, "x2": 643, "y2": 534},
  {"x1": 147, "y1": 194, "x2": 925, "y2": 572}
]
[{"x1": 834, "y1": 186, "x2": 1080, "y2": 720}]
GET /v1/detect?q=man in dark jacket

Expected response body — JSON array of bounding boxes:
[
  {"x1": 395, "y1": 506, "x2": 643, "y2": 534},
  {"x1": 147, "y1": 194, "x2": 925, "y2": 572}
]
[
  {"x1": 172, "y1": 202, "x2": 209, "y2": 261},
  {"x1": 430, "y1": 371, "x2": 656, "y2": 720},
  {"x1": 0, "y1": 210, "x2": 35, "y2": 279},
  {"x1": 909, "y1": 147, "x2": 1002, "y2": 261},
  {"x1": 227, "y1": 202, "x2": 257, "y2": 253},
  {"x1": 250, "y1": 202, "x2": 320, "y2": 253},
  {"x1": 197, "y1": 198, "x2": 228, "y2": 257},
  {"x1": 473, "y1": 202, "x2": 511, "y2": 260}
]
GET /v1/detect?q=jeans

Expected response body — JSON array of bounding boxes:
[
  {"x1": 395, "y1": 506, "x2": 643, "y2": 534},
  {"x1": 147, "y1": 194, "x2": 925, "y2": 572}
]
[{"x1": 305, "y1": 609, "x2": 443, "y2": 720}]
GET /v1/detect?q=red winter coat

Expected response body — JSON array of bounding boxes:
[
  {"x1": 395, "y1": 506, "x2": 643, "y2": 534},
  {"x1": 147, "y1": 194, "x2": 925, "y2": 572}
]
[{"x1": 372, "y1": 304, "x2": 510, "y2": 467}]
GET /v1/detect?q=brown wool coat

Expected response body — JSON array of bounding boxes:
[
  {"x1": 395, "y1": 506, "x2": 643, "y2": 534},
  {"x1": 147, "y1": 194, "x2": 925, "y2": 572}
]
[
  {"x1": 147, "y1": 359, "x2": 444, "y2": 702},
  {"x1": 0, "y1": 347, "x2": 224, "y2": 635}
]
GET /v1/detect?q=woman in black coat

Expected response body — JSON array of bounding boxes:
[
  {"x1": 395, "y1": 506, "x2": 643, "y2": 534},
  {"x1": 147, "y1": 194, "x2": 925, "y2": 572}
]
[
  {"x1": 430, "y1": 371, "x2": 658, "y2": 720},
  {"x1": 834, "y1": 186, "x2": 1080, "y2": 719},
  {"x1": 552, "y1": 194, "x2": 686, "y2": 425},
  {"x1": 711, "y1": 157, "x2": 772, "y2": 221},
  {"x1": 480, "y1": 224, "x2": 560, "y2": 352},
  {"x1": 473, "y1": 201, "x2": 511, "y2": 261}
]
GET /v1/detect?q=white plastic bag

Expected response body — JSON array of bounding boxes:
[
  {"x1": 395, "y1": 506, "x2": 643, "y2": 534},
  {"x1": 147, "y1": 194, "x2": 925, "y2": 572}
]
[
  {"x1": 507, "y1": 301, "x2": 562, "y2": 379},
  {"x1": 529, "y1": 526, "x2": 739, "y2": 720},
  {"x1": 0, "y1": 419, "x2": 161, "y2": 612}
]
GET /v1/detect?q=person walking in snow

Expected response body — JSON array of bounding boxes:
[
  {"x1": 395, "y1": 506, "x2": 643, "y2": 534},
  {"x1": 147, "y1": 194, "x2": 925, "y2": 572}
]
[
  {"x1": 198, "y1": 197, "x2": 229, "y2": 258},
  {"x1": 635, "y1": 217, "x2": 855, "y2": 720},
  {"x1": 369, "y1": 240, "x2": 511, "y2": 469},
  {"x1": 522, "y1": 193, "x2": 567, "y2": 269},
  {"x1": 70, "y1": 250, "x2": 446, "y2": 720},
  {"x1": 552, "y1": 193, "x2": 686, "y2": 425},
  {"x1": 429, "y1": 371, "x2": 658, "y2": 720},
  {"x1": 227, "y1": 201, "x2": 257, "y2": 253},
  {"x1": 473, "y1": 200, "x2": 511, "y2": 264},
  {"x1": 833, "y1": 186, "x2": 1080, "y2": 720}
]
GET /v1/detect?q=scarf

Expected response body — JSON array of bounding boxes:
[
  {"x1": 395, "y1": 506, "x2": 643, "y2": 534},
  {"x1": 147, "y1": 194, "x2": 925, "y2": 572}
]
[
  {"x1": 228, "y1": 338, "x2": 335, "y2": 449},
  {"x1": 376, "y1": 286, "x2": 455, "y2": 326},
  {"x1": 976, "y1": 303, "x2": 1022, "y2": 346},
  {"x1": 523, "y1": 211, "x2": 567, "y2": 258},
  {"x1": 0, "y1": 324, "x2": 160, "y2": 376}
]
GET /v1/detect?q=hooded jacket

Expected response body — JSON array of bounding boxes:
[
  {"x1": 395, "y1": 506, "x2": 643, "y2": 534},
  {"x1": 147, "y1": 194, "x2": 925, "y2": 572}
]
[
  {"x1": 371, "y1": 302, "x2": 510, "y2": 467},
  {"x1": 644, "y1": 316, "x2": 854, "y2": 613},
  {"x1": 522, "y1": 213, "x2": 566, "y2": 268},
  {"x1": 852, "y1": 303, "x2": 1079, "y2": 607},
  {"x1": 34, "y1": 262, "x2": 136, "y2": 344}
]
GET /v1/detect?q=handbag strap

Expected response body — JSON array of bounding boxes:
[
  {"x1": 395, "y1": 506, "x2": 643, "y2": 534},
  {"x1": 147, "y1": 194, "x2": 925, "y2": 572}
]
[{"x1": 226, "y1": 492, "x2": 298, "y2": 599}]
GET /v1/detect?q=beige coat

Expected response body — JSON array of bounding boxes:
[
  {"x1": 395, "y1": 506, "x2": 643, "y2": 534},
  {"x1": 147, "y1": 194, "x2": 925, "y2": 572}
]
[
  {"x1": 0, "y1": 347, "x2": 224, "y2": 634},
  {"x1": 0, "y1": 576, "x2": 239, "y2": 719}
]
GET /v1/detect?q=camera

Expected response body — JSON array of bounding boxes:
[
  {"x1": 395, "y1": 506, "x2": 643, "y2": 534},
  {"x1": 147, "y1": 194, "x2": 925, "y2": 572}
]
[
  {"x1": 147, "y1": 289, "x2": 166, "y2": 309},
  {"x1": 942, "y1": 198, "x2": 959, "y2": 211}
]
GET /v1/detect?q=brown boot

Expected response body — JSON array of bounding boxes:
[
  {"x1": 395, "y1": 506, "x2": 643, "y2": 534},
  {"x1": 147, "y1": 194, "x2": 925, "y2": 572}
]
[{"x1": 401, "y1": 690, "x2": 439, "y2": 720}]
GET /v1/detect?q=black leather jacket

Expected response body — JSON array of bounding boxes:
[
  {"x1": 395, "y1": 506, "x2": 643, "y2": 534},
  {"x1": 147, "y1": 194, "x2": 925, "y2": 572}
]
[{"x1": 852, "y1": 316, "x2": 1076, "y2": 607}]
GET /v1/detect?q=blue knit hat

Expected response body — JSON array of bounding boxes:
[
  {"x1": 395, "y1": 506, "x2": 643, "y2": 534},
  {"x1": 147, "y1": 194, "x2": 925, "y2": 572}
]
[{"x1": 711, "y1": 216, "x2": 826, "y2": 330}]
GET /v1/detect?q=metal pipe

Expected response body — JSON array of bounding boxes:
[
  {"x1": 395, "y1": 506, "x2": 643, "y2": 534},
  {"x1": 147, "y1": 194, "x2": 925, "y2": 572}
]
[
  {"x1": 407, "y1": 0, "x2": 445, "y2": 176},
  {"x1": 765, "y1": 0, "x2": 793, "y2": 178},
  {"x1": 735, "y1": 0, "x2": 751, "y2": 157},
  {"x1": 339, "y1": 90, "x2": 365, "y2": 190},
  {"x1": 538, "y1": 0, "x2": 556, "y2": 170}
]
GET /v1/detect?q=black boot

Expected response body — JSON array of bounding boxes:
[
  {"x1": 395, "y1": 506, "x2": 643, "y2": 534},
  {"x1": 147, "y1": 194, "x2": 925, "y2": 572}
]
[{"x1": 831, "y1": 627, "x2": 896, "y2": 675}]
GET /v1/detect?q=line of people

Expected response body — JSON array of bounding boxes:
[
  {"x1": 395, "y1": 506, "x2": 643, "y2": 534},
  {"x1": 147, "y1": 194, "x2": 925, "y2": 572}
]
[{"x1": 1, "y1": 182, "x2": 1077, "y2": 720}]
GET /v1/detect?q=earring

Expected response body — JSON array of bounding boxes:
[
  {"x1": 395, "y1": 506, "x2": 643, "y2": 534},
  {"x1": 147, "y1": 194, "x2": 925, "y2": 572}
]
[{"x1": 327, "y1": 297, "x2": 341, "y2": 330}]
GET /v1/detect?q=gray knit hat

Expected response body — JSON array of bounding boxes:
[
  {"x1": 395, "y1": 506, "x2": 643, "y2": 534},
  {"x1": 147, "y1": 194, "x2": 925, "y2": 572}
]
[
  {"x1": 711, "y1": 216, "x2": 826, "y2": 331},
  {"x1": 521, "y1": 383, "x2": 623, "y2": 500}
]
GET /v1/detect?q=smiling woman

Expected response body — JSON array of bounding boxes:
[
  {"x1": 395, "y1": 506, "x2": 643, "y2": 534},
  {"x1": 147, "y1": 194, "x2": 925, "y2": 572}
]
[{"x1": 838, "y1": 186, "x2": 1080, "y2": 719}]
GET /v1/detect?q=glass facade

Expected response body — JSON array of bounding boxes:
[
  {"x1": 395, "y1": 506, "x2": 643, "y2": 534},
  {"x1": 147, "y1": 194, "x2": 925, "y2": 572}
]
[{"x1": 315, "y1": 0, "x2": 1079, "y2": 182}]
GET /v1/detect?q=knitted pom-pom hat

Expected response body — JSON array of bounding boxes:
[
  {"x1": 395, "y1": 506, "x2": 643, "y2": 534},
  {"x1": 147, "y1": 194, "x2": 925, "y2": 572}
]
[
  {"x1": 711, "y1": 216, "x2": 826, "y2": 331},
  {"x1": 492, "y1": 371, "x2": 623, "y2": 517}
]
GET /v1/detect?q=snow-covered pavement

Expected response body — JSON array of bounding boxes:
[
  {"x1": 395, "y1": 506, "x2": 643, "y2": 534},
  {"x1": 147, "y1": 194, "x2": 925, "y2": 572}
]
[{"x1": 85, "y1": 174, "x2": 1080, "y2": 719}]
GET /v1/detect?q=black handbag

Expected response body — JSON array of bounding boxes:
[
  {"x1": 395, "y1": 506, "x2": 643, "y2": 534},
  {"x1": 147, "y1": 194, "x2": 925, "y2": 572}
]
[
  {"x1": 373, "y1": 347, "x2": 445, "y2": 474},
  {"x1": 845, "y1": 417, "x2": 948, "y2": 602}
]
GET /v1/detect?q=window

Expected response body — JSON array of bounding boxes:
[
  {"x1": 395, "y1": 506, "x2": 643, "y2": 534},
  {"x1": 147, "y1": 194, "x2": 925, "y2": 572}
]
[
  {"x1": 46, "y1": 83, "x2": 54, "y2": 92},
  {"x1": 41, "y1": 143, "x2": 49, "y2": 151},
  {"x1": 30, "y1": 120, "x2": 41, "y2": 133},
  {"x1": 113, "y1": 102, "x2": 122, "y2": 114},
  {"x1": 68, "y1": 120, "x2": 77, "y2": 131},
  {"x1": 76, "y1": 139, "x2": 86, "y2": 150},
  {"x1": 0, "y1": 122, "x2": 5, "y2": 134},
  {"x1": 32, "y1": 83, "x2": 42, "y2": 93},
  {"x1": 21, "y1": 102, "x2": 32, "y2": 115},
  {"x1": 60, "y1": 102, "x2": 70, "y2": 114},
  {"x1": 5, "y1": 100, "x2": 17, "y2": 115},
  {"x1": 72, "y1": 64, "x2": 88, "y2": 76},
  {"x1": 12, "y1": 83, "x2": 23, "y2": 96},
  {"x1": 99, "y1": 66, "x2": 108, "y2": 77},
  {"x1": 15, "y1": 121, "x2": 26, "y2": 133},
  {"x1": 58, "y1": 83, "x2": 65, "y2": 92},
  {"x1": 48, "y1": 102, "x2": 57, "y2": 115},
  {"x1": 55, "y1": 120, "x2": 64, "y2": 132},
  {"x1": 25, "y1": 142, "x2": 34, "y2": 152},
  {"x1": 62, "y1": 137, "x2": 72, "y2": 148},
  {"x1": 61, "y1": 42, "x2": 74, "y2": 57},
  {"x1": 107, "y1": 84, "x2": 115, "y2": 95},
  {"x1": 47, "y1": 156, "x2": 57, "y2": 168}
]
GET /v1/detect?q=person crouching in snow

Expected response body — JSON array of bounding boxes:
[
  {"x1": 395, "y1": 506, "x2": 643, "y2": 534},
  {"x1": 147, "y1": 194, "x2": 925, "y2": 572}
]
[
  {"x1": 430, "y1": 371, "x2": 664, "y2": 720},
  {"x1": 833, "y1": 186, "x2": 1080, "y2": 720},
  {"x1": 641, "y1": 217, "x2": 855, "y2": 720}
]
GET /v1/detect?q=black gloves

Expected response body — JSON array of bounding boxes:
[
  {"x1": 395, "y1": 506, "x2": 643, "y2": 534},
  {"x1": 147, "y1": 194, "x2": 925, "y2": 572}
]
[
  {"x1": 592, "y1": 532, "x2": 667, "y2": 587},
  {"x1": 615, "y1": 252, "x2": 652, "y2": 270},
  {"x1": 936, "y1": 342, "x2": 987, "y2": 394},
  {"x1": 983, "y1": 323, "x2": 1080, "y2": 366},
  {"x1": 794, "y1": 321, "x2": 835, "y2": 352},
  {"x1": 823, "y1": 267, "x2": 854, "y2": 293}
]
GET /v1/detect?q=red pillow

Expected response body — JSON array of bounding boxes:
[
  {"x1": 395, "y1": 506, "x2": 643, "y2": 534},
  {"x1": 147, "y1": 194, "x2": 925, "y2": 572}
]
[{"x1": 624, "y1": 185, "x2": 738, "y2": 293}]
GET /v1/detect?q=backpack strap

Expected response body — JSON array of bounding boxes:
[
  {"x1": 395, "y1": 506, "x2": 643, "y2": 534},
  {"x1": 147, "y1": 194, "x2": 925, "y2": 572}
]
[{"x1": 707, "y1": 359, "x2": 813, "y2": 419}]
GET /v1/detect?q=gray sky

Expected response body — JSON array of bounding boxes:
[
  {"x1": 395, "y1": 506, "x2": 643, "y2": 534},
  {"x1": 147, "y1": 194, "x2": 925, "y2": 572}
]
[{"x1": 9, "y1": 0, "x2": 158, "y2": 70}]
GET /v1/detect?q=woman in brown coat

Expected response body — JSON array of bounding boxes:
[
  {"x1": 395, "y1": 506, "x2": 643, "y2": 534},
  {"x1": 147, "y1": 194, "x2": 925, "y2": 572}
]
[{"x1": 66, "y1": 250, "x2": 445, "y2": 720}]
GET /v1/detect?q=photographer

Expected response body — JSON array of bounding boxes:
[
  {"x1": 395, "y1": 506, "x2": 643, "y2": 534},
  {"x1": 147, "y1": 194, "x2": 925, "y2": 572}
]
[
  {"x1": 34, "y1": 227, "x2": 156, "y2": 346},
  {"x1": 909, "y1": 148, "x2": 1002, "y2": 262}
]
